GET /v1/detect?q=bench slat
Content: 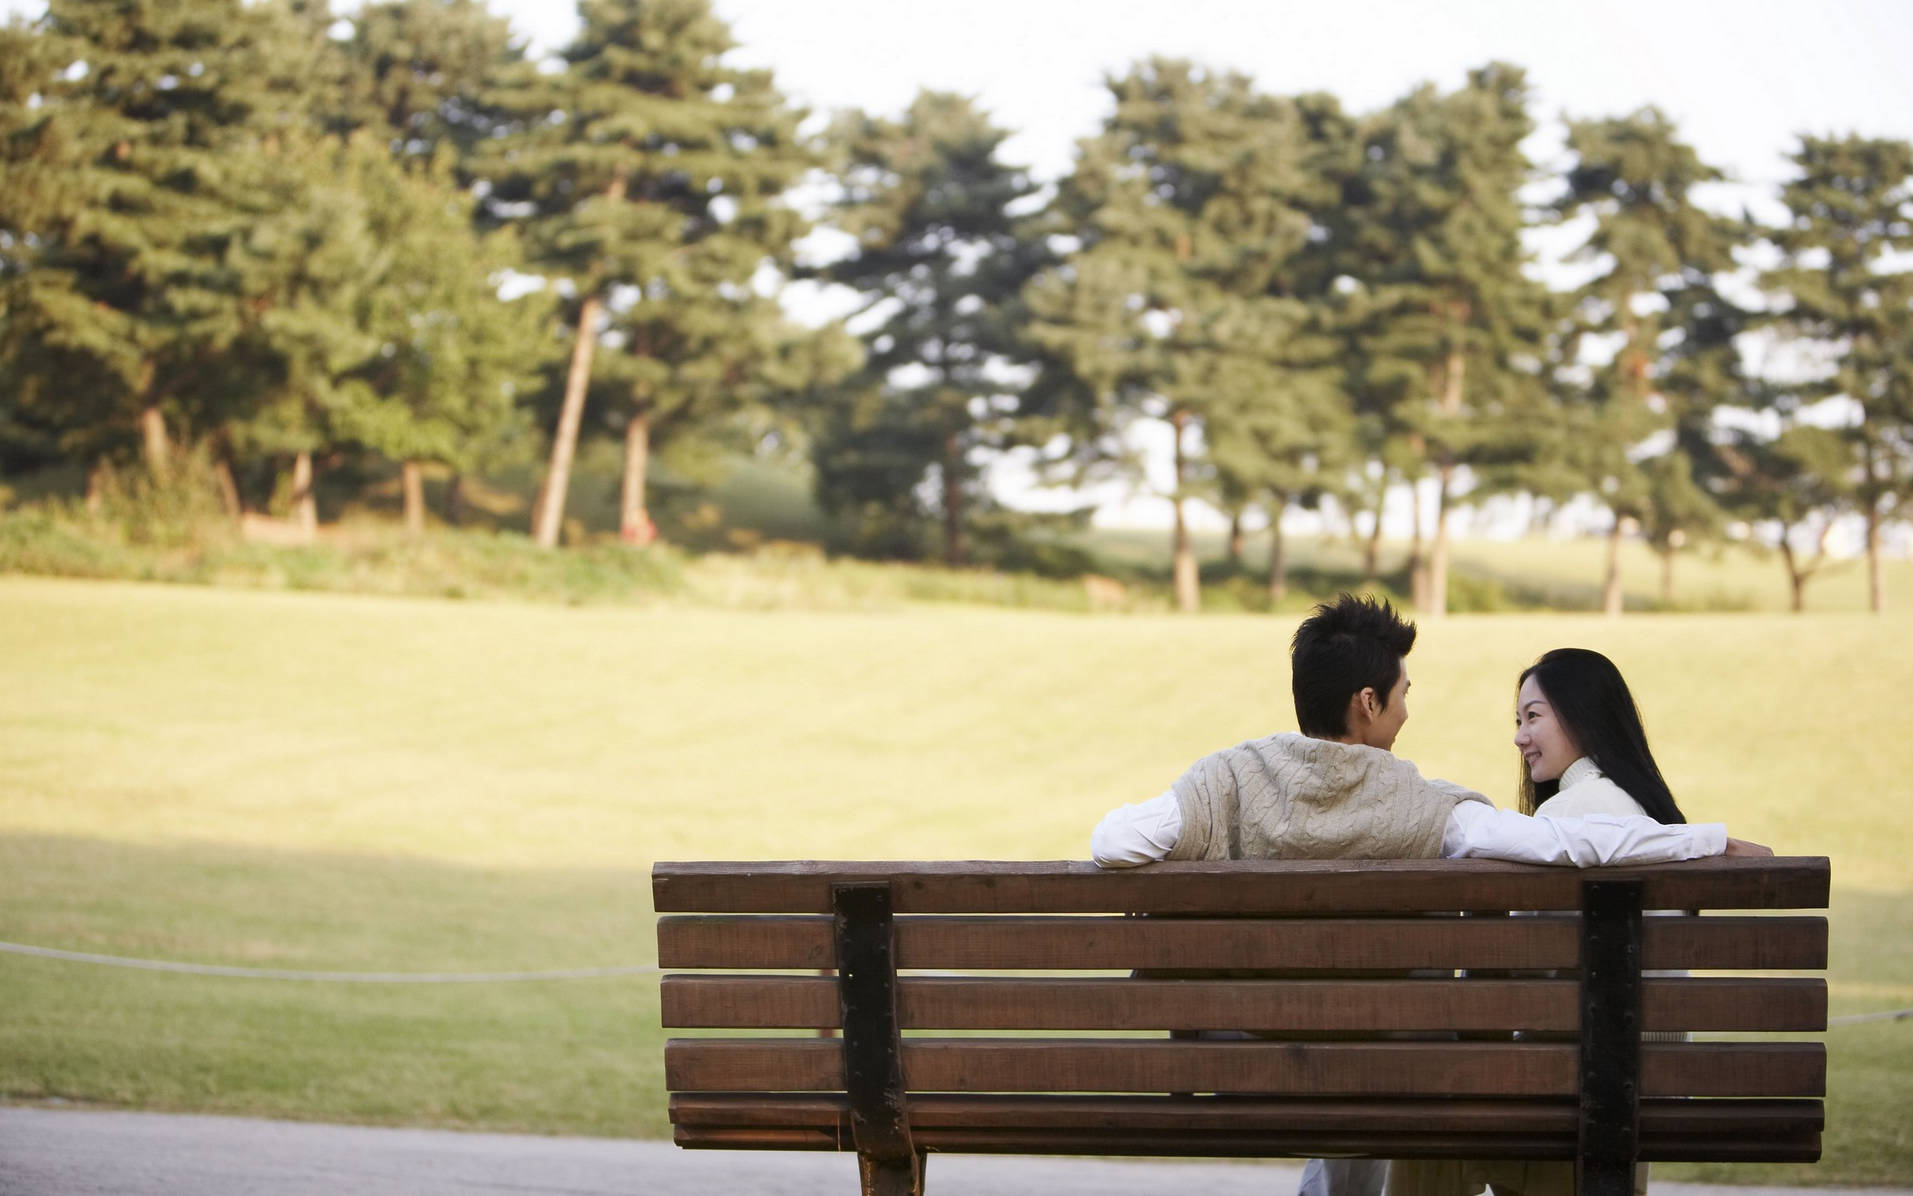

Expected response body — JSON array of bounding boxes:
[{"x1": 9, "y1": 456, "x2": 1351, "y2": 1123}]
[
  {"x1": 670, "y1": 1095, "x2": 1823, "y2": 1163},
  {"x1": 653, "y1": 858, "x2": 1830, "y2": 915},
  {"x1": 664, "y1": 1039, "x2": 1825, "y2": 1099},
  {"x1": 656, "y1": 914, "x2": 1827, "y2": 972},
  {"x1": 671, "y1": 1093, "x2": 1823, "y2": 1137},
  {"x1": 660, "y1": 975, "x2": 1827, "y2": 1033},
  {"x1": 673, "y1": 1123, "x2": 1819, "y2": 1163}
]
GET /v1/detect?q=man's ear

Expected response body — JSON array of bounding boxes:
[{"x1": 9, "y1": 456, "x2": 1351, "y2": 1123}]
[{"x1": 1347, "y1": 686, "x2": 1378, "y2": 730}]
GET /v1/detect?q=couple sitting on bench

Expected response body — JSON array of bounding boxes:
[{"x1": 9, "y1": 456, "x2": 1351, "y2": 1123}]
[{"x1": 1090, "y1": 592, "x2": 1773, "y2": 1196}]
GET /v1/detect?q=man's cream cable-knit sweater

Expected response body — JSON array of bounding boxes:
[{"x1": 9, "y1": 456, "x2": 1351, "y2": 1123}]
[{"x1": 1165, "y1": 732, "x2": 1492, "y2": 862}]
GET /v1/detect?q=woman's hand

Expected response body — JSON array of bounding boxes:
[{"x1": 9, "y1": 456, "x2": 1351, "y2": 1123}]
[{"x1": 1724, "y1": 837, "x2": 1775, "y2": 857}]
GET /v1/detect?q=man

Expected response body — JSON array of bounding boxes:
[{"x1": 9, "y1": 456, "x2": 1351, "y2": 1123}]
[{"x1": 1090, "y1": 593, "x2": 1768, "y2": 1196}]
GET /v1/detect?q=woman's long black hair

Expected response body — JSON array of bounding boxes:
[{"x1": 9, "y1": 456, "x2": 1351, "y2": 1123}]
[{"x1": 1518, "y1": 648, "x2": 1685, "y2": 824}]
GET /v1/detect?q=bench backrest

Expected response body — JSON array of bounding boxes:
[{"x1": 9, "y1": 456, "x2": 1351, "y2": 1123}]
[{"x1": 655, "y1": 858, "x2": 1828, "y2": 1185}]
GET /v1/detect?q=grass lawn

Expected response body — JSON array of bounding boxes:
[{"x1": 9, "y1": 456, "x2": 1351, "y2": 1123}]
[{"x1": 0, "y1": 575, "x2": 1908, "y2": 1183}]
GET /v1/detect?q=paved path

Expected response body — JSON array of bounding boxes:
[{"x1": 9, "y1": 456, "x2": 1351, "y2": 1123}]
[{"x1": 1, "y1": 1107, "x2": 1901, "y2": 1196}]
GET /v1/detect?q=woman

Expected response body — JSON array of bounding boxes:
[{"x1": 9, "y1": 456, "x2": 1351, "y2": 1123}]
[
  {"x1": 1513, "y1": 646, "x2": 1685, "y2": 827},
  {"x1": 1389, "y1": 649, "x2": 1680, "y2": 1196}
]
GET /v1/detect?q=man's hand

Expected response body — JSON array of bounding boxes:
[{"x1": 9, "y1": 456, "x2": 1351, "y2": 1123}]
[{"x1": 1723, "y1": 837, "x2": 1775, "y2": 858}]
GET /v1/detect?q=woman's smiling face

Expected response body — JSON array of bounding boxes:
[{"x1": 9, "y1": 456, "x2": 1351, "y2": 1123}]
[{"x1": 1514, "y1": 673, "x2": 1580, "y2": 784}]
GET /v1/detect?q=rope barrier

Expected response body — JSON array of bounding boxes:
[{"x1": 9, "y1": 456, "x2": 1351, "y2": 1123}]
[
  {"x1": 1827, "y1": 1007, "x2": 1913, "y2": 1027},
  {"x1": 3, "y1": 940, "x2": 1910, "y2": 1024},
  {"x1": 0, "y1": 940, "x2": 658, "y2": 983}
]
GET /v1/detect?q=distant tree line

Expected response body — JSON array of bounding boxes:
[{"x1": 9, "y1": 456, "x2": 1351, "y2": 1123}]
[{"x1": 2, "y1": 0, "x2": 1908, "y2": 613}]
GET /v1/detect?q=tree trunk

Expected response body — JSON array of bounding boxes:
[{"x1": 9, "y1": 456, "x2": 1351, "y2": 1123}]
[
  {"x1": 139, "y1": 404, "x2": 170, "y2": 479},
  {"x1": 1226, "y1": 510, "x2": 1244, "y2": 567},
  {"x1": 620, "y1": 407, "x2": 657, "y2": 546},
  {"x1": 1528, "y1": 497, "x2": 1553, "y2": 537},
  {"x1": 214, "y1": 456, "x2": 243, "y2": 521},
  {"x1": 941, "y1": 430, "x2": 966, "y2": 566},
  {"x1": 85, "y1": 462, "x2": 105, "y2": 516},
  {"x1": 1417, "y1": 344, "x2": 1467, "y2": 617},
  {"x1": 1170, "y1": 410, "x2": 1198, "y2": 613},
  {"x1": 1425, "y1": 467, "x2": 1453, "y2": 619},
  {"x1": 1406, "y1": 480, "x2": 1425, "y2": 607},
  {"x1": 446, "y1": 474, "x2": 466, "y2": 527},
  {"x1": 1266, "y1": 495, "x2": 1289, "y2": 604},
  {"x1": 1441, "y1": 346, "x2": 1466, "y2": 416},
  {"x1": 291, "y1": 450, "x2": 317, "y2": 545},
  {"x1": 1362, "y1": 496, "x2": 1384, "y2": 585},
  {"x1": 535, "y1": 291, "x2": 604, "y2": 548},
  {"x1": 1658, "y1": 546, "x2": 1675, "y2": 608},
  {"x1": 1778, "y1": 539, "x2": 1806, "y2": 614},
  {"x1": 1865, "y1": 494, "x2": 1884, "y2": 614},
  {"x1": 1602, "y1": 515, "x2": 1625, "y2": 617},
  {"x1": 401, "y1": 460, "x2": 425, "y2": 538},
  {"x1": 535, "y1": 179, "x2": 628, "y2": 547}
]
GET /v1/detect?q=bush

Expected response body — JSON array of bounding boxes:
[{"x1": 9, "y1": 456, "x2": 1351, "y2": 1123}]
[
  {"x1": 1444, "y1": 570, "x2": 1522, "y2": 614},
  {"x1": 90, "y1": 450, "x2": 236, "y2": 552},
  {"x1": 0, "y1": 507, "x2": 129, "y2": 578},
  {"x1": 0, "y1": 498, "x2": 689, "y2": 607}
]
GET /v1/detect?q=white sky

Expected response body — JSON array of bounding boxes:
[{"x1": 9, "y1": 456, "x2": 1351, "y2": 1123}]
[
  {"x1": 561, "y1": 0, "x2": 1912, "y2": 196},
  {"x1": 9, "y1": 0, "x2": 1906, "y2": 187},
  {"x1": 9, "y1": 0, "x2": 1910, "y2": 543}
]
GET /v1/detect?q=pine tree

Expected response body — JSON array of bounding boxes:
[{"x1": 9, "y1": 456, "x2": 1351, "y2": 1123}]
[
  {"x1": 341, "y1": 0, "x2": 527, "y2": 164},
  {"x1": 325, "y1": 140, "x2": 553, "y2": 535},
  {"x1": 0, "y1": 15, "x2": 95, "y2": 476},
  {"x1": 226, "y1": 128, "x2": 388, "y2": 536},
  {"x1": 1206, "y1": 92, "x2": 1361, "y2": 604},
  {"x1": 199, "y1": 2, "x2": 426, "y2": 535},
  {"x1": 1718, "y1": 424, "x2": 1853, "y2": 612},
  {"x1": 3, "y1": 0, "x2": 312, "y2": 478},
  {"x1": 1553, "y1": 107, "x2": 1738, "y2": 615},
  {"x1": 1340, "y1": 65, "x2": 1551, "y2": 617},
  {"x1": 1205, "y1": 364, "x2": 1354, "y2": 603},
  {"x1": 595, "y1": 276, "x2": 859, "y2": 546},
  {"x1": 1025, "y1": 60, "x2": 1336, "y2": 611},
  {"x1": 335, "y1": 0, "x2": 549, "y2": 530},
  {"x1": 1644, "y1": 276, "x2": 1754, "y2": 603},
  {"x1": 814, "y1": 90, "x2": 1047, "y2": 565},
  {"x1": 1759, "y1": 134, "x2": 1913, "y2": 613},
  {"x1": 0, "y1": 18, "x2": 61, "y2": 268},
  {"x1": 483, "y1": 0, "x2": 819, "y2": 548}
]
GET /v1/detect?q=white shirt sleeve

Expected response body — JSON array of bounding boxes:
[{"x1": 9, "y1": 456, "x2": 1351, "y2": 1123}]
[
  {"x1": 1441, "y1": 801, "x2": 1727, "y2": 866},
  {"x1": 1091, "y1": 784, "x2": 1727, "y2": 869},
  {"x1": 1090, "y1": 789, "x2": 1182, "y2": 868}
]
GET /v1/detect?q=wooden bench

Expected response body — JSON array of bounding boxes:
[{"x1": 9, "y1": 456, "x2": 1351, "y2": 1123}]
[{"x1": 655, "y1": 857, "x2": 1829, "y2": 1196}]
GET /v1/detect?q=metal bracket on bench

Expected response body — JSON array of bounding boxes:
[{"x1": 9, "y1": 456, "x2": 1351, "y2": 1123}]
[
  {"x1": 1578, "y1": 879, "x2": 1645, "y2": 1196},
  {"x1": 832, "y1": 882, "x2": 923, "y2": 1196}
]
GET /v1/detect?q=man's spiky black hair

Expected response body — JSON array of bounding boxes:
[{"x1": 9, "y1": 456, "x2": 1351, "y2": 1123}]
[{"x1": 1290, "y1": 593, "x2": 1416, "y2": 738}]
